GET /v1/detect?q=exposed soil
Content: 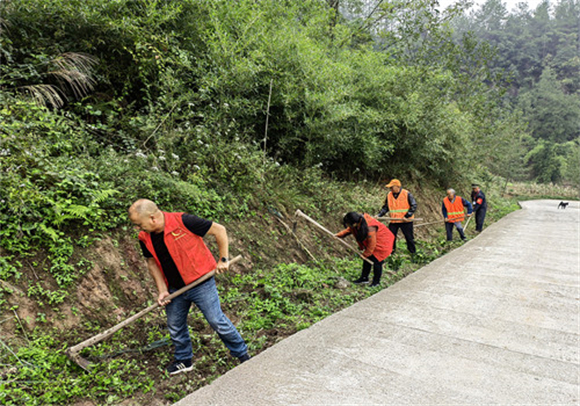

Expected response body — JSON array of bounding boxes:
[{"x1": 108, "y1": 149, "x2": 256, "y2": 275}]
[{"x1": 0, "y1": 184, "x2": 453, "y2": 405}]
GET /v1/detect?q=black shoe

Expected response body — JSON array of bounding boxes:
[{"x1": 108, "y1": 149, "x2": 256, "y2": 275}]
[
  {"x1": 369, "y1": 281, "x2": 381, "y2": 288},
  {"x1": 238, "y1": 353, "x2": 251, "y2": 363},
  {"x1": 166, "y1": 359, "x2": 193, "y2": 375},
  {"x1": 353, "y1": 277, "x2": 369, "y2": 285}
]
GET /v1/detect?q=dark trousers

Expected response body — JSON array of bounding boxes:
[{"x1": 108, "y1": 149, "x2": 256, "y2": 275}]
[
  {"x1": 445, "y1": 221, "x2": 466, "y2": 241},
  {"x1": 475, "y1": 207, "x2": 486, "y2": 231},
  {"x1": 361, "y1": 255, "x2": 384, "y2": 284},
  {"x1": 388, "y1": 222, "x2": 416, "y2": 254}
]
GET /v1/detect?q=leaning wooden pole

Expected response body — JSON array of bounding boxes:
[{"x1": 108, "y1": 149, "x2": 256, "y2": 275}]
[
  {"x1": 375, "y1": 217, "x2": 423, "y2": 222},
  {"x1": 463, "y1": 215, "x2": 473, "y2": 230},
  {"x1": 294, "y1": 210, "x2": 373, "y2": 265},
  {"x1": 414, "y1": 219, "x2": 445, "y2": 228}
]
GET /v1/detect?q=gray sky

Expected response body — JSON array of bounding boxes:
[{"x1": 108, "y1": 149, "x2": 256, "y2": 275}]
[{"x1": 437, "y1": 0, "x2": 546, "y2": 13}]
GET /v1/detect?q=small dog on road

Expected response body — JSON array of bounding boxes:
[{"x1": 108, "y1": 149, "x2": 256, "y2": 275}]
[{"x1": 557, "y1": 201, "x2": 569, "y2": 209}]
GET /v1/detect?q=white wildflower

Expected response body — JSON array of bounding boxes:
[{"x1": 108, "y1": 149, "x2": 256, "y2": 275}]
[{"x1": 171, "y1": 153, "x2": 179, "y2": 160}]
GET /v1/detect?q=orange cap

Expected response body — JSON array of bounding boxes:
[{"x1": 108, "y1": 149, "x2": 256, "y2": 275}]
[{"x1": 385, "y1": 179, "x2": 401, "y2": 188}]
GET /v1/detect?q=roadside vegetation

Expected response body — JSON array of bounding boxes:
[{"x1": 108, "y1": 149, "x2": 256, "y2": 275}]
[{"x1": 0, "y1": 0, "x2": 577, "y2": 404}]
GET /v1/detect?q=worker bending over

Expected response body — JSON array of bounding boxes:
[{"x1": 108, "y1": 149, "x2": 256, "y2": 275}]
[
  {"x1": 335, "y1": 212, "x2": 395, "y2": 287},
  {"x1": 128, "y1": 199, "x2": 250, "y2": 375}
]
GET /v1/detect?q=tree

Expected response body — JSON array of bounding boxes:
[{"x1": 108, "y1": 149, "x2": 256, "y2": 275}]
[{"x1": 519, "y1": 66, "x2": 580, "y2": 143}]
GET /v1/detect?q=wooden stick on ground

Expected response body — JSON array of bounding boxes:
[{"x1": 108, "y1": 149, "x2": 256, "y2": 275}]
[
  {"x1": 295, "y1": 209, "x2": 374, "y2": 265},
  {"x1": 274, "y1": 215, "x2": 319, "y2": 263}
]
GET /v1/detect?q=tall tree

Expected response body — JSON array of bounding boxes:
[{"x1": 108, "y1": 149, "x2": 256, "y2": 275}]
[{"x1": 519, "y1": 66, "x2": 580, "y2": 143}]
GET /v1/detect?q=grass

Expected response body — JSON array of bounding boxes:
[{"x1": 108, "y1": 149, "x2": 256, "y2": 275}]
[{"x1": 0, "y1": 190, "x2": 523, "y2": 405}]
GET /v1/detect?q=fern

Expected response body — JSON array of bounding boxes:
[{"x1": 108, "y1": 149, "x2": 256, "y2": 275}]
[
  {"x1": 39, "y1": 223, "x2": 60, "y2": 242},
  {"x1": 91, "y1": 189, "x2": 118, "y2": 204}
]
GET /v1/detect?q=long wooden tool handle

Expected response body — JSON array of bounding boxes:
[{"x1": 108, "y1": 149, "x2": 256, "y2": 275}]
[
  {"x1": 295, "y1": 210, "x2": 373, "y2": 265},
  {"x1": 414, "y1": 219, "x2": 445, "y2": 228},
  {"x1": 463, "y1": 215, "x2": 473, "y2": 229},
  {"x1": 375, "y1": 217, "x2": 423, "y2": 221},
  {"x1": 67, "y1": 255, "x2": 242, "y2": 354}
]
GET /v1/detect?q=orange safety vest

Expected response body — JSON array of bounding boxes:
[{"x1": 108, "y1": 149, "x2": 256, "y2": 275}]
[
  {"x1": 139, "y1": 212, "x2": 217, "y2": 286},
  {"x1": 443, "y1": 196, "x2": 465, "y2": 223},
  {"x1": 387, "y1": 189, "x2": 414, "y2": 223}
]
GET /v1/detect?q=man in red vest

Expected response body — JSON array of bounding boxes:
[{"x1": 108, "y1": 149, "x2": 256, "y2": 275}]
[
  {"x1": 441, "y1": 189, "x2": 473, "y2": 241},
  {"x1": 128, "y1": 199, "x2": 250, "y2": 375},
  {"x1": 377, "y1": 179, "x2": 417, "y2": 255}
]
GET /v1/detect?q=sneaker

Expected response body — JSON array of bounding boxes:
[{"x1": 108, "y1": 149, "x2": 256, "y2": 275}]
[
  {"x1": 166, "y1": 359, "x2": 194, "y2": 375},
  {"x1": 369, "y1": 282, "x2": 381, "y2": 288},
  {"x1": 353, "y1": 277, "x2": 369, "y2": 285},
  {"x1": 238, "y1": 353, "x2": 251, "y2": 363}
]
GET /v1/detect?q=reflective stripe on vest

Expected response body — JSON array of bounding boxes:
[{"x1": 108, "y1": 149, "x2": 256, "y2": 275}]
[
  {"x1": 444, "y1": 196, "x2": 465, "y2": 223},
  {"x1": 387, "y1": 189, "x2": 414, "y2": 223},
  {"x1": 139, "y1": 212, "x2": 217, "y2": 286}
]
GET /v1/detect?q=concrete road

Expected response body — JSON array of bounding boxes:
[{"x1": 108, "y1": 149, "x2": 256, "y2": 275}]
[{"x1": 176, "y1": 200, "x2": 580, "y2": 406}]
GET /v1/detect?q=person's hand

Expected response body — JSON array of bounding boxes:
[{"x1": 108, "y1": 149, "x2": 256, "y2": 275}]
[
  {"x1": 333, "y1": 233, "x2": 341, "y2": 239},
  {"x1": 158, "y1": 291, "x2": 171, "y2": 307},
  {"x1": 216, "y1": 259, "x2": 229, "y2": 275},
  {"x1": 444, "y1": 218, "x2": 449, "y2": 223},
  {"x1": 467, "y1": 213, "x2": 473, "y2": 217}
]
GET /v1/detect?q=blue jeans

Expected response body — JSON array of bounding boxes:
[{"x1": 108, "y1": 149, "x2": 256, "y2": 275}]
[
  {"x1": 166, "y1": 276, "x2": 248, "y2": 361},
  {"x1": 445, "y1": 221, "x2": 466, "y2": 241}
]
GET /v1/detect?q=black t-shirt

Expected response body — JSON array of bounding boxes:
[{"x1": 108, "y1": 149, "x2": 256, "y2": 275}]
[{"x1": 139, "y1": 214, "x2": 213, "y2": 289}]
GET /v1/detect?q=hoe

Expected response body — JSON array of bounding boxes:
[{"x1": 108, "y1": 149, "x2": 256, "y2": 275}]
[{"x1": 66, "y1": 255, "x2": 242, "y2": 370}]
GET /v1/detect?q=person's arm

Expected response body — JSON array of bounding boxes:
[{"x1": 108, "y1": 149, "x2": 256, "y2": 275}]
[
  {"x1": 463, "y1": 198, "x2": 473, "y2": 216},
  {"x1": 145, "y1": 258, "x2": 170, "y2": 306},
  {"x1": 377, "y1": 197, "x2": 389, "y2": 217},
  {"x1": 335, "y1": 228, "x2": 352, "y2": 238},
  {"x1": 361, "y1": 231, "x2": 377, "y2": 257},
  {"x1": 205, "y1": 222, "x2": 229, "y2": 274},
  {"x1": 473, "y1": 193, "x2": 483, "y2": 211},
  {"x1": 405, "y1": 192, "x2": 417, "y2": 218},
  {"x1": 442, "y1": 201, "x2": 449, "y2": 222}
]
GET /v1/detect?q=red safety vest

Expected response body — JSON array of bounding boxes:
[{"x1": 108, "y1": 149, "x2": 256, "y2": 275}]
[
  {"x1": 387, "y1": 189, "x2": 414, "y2": 223},
  {"x1": 358, "y1": 214, "x2": 395, "y2": 262},
  {"x1": 139, "y1": 212, "x2": 216, "y2": 286},
  {"x1": 443, "y1": 196, "x2": 465, "y2": 223}
]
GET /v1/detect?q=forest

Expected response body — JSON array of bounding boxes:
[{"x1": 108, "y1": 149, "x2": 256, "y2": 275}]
[{"x1": 0, "y1": 0, "x2": 578, "y2": 404}]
